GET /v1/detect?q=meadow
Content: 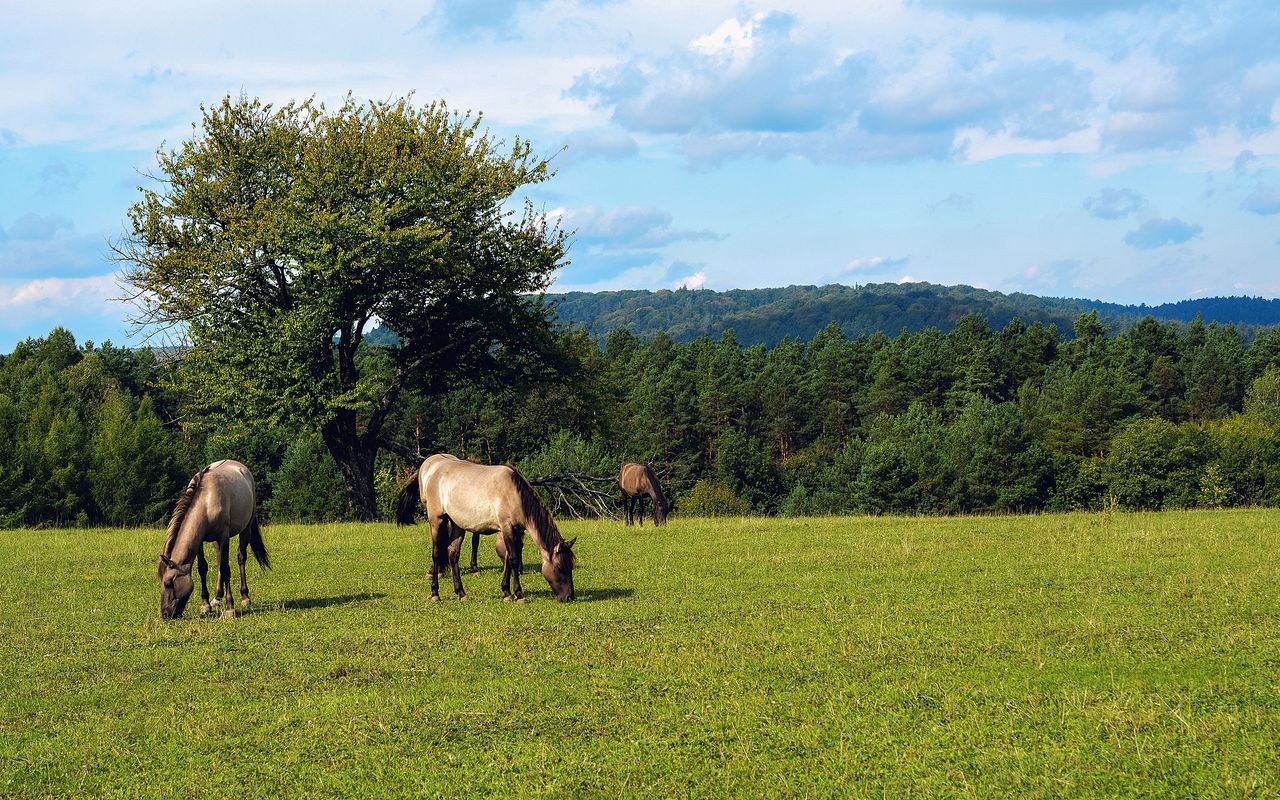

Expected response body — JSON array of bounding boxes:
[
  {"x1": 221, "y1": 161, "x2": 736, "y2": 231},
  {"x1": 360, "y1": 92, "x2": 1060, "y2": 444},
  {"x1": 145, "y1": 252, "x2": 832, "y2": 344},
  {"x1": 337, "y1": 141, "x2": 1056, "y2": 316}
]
[{"x1": 2, "y1": 510, "x2": 1279, "y2": 798}]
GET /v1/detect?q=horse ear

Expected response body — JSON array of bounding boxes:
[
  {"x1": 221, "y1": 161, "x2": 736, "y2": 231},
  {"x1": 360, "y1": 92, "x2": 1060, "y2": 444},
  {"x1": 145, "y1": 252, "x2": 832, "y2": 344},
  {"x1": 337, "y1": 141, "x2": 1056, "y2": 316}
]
[
  {"x1": 156, "y1": 559, "x2": 165, "y2": 579},
  {"x1": 566, "y1": 537, "x2": 577, "y2": 549}
]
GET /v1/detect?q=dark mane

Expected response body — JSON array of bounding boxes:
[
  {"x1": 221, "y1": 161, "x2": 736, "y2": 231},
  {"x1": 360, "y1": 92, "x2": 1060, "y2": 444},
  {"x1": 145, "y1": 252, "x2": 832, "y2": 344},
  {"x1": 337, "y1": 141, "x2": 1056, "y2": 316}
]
[
  {"x1": 510, "y1": 467, "x2": 571, "y2": 562},
  {"x1": 163, "y1": 466, "x2": 209, "y2": 556},
  {"x1": 644, "y1": 465, "x2": 668, "y2": 508}
]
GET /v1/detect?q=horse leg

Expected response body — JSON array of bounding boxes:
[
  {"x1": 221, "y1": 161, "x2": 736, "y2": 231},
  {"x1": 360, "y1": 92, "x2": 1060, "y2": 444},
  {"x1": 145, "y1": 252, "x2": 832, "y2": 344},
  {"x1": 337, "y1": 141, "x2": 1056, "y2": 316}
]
[
  {"x1": 428, "y1": 517, "x2": 449, "y2": 602},
  {"x1": 498, "y1": 533, "x2": 513, "y2": 600},
  {"x1": 216, "y1": 538, "x2": 235, "y2": 618},
  {"x1": 623, "y1": 492, "x2": 633, "y2": 526},
  {"x1": 638, "y1": 496, "x2": 645, "y2": 527},
  {"x1": 509, "y1": 528, "x2": 527, "y2": 604},
  {"x1": 469, "y1": 531, "x2": 481, "y2": 573},
  {"x1": 197, "y1": 545, "x2": 211, "y2": 615},
  {"x1": 237, "y1": 534, "x2": 250, "y2": 610},
  {"x1": 448, "y1": 522, "x2": 467, "y2": 601}
]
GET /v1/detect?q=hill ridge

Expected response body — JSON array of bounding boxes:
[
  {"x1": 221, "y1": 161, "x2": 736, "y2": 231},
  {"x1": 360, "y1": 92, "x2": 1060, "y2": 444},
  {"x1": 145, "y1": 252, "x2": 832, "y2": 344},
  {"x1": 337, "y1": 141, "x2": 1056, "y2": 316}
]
[{"x1": 364, "y1": 282, "x2": 1280, "y2": 347}]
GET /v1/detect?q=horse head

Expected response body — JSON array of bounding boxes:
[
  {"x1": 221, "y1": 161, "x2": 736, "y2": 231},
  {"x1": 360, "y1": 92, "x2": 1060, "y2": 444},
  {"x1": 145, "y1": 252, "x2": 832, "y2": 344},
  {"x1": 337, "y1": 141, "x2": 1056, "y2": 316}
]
[
  {"x1": 156, "y1": 553, "x2": 194, "y2": 619},
  {"x1": 542, "y1": 537, "x2": 577, "y2": 602},
  {"x1": 653, "y1": 499, "x2": 670, "y2": 526}
]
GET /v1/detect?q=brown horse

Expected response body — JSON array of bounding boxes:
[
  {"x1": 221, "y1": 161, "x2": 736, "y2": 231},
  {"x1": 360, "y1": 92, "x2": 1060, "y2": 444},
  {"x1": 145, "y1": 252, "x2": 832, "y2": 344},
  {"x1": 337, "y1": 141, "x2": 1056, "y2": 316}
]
[
  {"x1": 620, "y1": 462, "x2": 669, "y2": 526},
  {"x1": 395, "y1": 454, "x2": 576, "y2": 603},
  {"x1": 156, "y1": 459, "x2": 270, "y2": 619}
]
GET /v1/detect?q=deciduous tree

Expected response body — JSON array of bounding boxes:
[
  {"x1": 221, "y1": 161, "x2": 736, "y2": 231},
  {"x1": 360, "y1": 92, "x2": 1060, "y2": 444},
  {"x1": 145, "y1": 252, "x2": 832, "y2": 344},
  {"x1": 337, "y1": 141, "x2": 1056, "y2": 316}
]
[{"x1": 120, "y1": 95, "x2": 567, "y2": 518}]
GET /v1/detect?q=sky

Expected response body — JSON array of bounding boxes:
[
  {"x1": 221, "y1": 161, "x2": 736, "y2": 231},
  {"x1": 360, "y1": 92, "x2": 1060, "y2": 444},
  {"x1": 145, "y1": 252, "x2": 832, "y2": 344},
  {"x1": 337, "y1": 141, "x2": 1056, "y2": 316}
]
[{"x1": 1, "y1": 0, "x2": 1278, "y2": 351}]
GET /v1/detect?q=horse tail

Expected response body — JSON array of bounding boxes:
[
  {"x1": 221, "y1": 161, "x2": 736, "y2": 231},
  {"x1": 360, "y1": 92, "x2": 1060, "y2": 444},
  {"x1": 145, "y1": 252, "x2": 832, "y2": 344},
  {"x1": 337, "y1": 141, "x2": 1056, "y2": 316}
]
[
  {"x1": 395, "y1": 465, "x2": 422, "y2": 526},
  {"x1": 244, "y1": 515, "x2": 271, "y2": 571}
]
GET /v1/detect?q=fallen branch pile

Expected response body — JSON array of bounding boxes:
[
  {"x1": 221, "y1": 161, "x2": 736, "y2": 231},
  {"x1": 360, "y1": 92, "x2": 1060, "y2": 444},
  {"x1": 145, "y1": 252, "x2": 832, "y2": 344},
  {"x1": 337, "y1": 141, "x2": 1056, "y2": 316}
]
[{"x1": 527, "y1": 472, "x2": 621, "y2": 520}]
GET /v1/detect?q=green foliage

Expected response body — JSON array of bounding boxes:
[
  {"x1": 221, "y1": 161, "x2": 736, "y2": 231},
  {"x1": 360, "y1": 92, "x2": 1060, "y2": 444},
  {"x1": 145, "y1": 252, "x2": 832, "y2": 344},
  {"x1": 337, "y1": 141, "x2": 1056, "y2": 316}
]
[
  {"x1": 0, "y1": 329, "x2": 184, "y2": 527},
  {"x1": 1244, "y1": 365, "x2": 1280, "y2": 423},
  {"x1": 5, "y1": 300, "x2": 1280, "y2": 527},
  {"x1": 90, "y1": 392, "x2": 182, "y2": 524},
  {"x1": 1204, "y1": 415, "x2": 1280, "y2": 506},
  {"x1": 121, "y1": 94, "x2": 568, "y2": 518},
  {"x1": 1102, "y1": 419, "x2": 1194, "y2": 510},
  {"x1": 677, "y1": 480, "x2": 752, "y2": 517},
  {"x1": 264, "y1": 433, "x2": 354, "y2": 522},
  {"x1": 1198, "y1": 463, "x2": 1232, "y2": 508},
  {"x1": 541, "y1": 282, "x2": 1280, "y2": 346},
  {"x1": 518, "y1": 431, "x2": 618, "y2": 478}
]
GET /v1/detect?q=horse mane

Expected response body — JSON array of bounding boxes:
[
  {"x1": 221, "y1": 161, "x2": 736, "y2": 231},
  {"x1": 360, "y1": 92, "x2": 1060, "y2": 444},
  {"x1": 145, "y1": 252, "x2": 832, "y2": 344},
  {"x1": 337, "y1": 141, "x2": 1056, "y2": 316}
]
[
  {"x1": 163, "y1": 466, "x2": 209, "y2": 556},
  {"x1": 644, "y1": 465, "x2": 668, "y2": 508},
  {"x1": 510, "y1": 467, "x2": 571, "y2": 562}
]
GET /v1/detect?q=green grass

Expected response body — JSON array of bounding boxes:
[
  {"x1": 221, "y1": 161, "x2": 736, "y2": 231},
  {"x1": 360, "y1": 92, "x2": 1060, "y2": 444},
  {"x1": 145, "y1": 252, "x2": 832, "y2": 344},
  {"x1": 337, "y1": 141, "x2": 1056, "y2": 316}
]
[{"x1": 3, "y1": 510, "x2": 1280, "y2": 798}]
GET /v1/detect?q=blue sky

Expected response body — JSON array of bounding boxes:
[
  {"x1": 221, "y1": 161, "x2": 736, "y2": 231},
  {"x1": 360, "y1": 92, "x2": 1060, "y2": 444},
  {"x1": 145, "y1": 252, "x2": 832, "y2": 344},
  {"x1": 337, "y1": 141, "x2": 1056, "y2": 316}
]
[{"x1": 1, "y1": 0, "x2": 1278, "y2": 351}]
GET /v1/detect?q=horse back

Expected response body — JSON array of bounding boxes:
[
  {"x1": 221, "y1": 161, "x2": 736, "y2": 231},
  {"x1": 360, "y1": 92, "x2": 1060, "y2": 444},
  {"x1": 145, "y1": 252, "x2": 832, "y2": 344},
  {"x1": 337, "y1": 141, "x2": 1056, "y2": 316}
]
[
  {"x1": 421, "y1": 458, "x2": 522, "y2": 534},
  {"x1": 620, "y1": 462, "x2": 653, "y2": 496},
  {"x1": 197, "y1": 460, "x2": 257, "y2": 538}
]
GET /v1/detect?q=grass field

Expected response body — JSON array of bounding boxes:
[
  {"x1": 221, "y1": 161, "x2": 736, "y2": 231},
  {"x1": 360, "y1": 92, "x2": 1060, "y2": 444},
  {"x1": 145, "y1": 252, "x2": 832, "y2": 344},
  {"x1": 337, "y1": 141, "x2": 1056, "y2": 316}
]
[{"x1": 2, "y1": 510, "x2": 1280, "y2": 798}]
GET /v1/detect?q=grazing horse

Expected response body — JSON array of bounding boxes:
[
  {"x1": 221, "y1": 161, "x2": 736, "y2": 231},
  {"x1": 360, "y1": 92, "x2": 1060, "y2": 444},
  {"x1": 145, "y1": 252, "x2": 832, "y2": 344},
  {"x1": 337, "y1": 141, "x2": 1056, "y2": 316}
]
[
  {"x1": 156, "y1": 459, "x2": 270, "y2": 619},
  {"x1": 395, "y1": 454, "x2": 576, "y2": 603},
  {"x1": 620, "y1": 462, "x2": 669, "y2": 526}
]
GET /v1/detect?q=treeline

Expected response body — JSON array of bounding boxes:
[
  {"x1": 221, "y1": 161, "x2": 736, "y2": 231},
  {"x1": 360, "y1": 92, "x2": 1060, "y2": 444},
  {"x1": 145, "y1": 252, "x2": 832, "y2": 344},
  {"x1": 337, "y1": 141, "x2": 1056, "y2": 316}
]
[
  {"x1": 538, "y1": 282, "x2": 1280, "y2": 347},
  {"x1": 4, "y1": 311, "x2": 1280, "y2": 526},
  {"x1": 0, "y1": 329, "x2": 355, "y2": 527},
  {"x1": 423, "y1": 312, "x2": 1280, "y2": 517}
]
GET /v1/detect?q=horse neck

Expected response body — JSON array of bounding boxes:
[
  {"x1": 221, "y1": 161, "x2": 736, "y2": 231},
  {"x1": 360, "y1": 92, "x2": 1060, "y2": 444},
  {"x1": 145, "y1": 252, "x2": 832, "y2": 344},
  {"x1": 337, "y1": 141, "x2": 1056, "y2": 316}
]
[
  {"x1": 645, "y1": 472, "x2": 667, "y2": 507},
  {"x1": 523, "y1": 513, "x2": 563, "y2": 560},
  {"x1": 165, "y1": 505, "x2": 207, "y2": 568}
]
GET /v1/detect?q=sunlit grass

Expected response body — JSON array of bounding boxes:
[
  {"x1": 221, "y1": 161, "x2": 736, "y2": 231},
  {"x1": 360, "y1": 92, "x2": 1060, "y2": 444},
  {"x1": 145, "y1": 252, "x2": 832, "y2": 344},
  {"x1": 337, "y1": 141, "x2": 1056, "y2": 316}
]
[{"x1": 2, "y1": 510, "x2": 1279, "y2": 797}]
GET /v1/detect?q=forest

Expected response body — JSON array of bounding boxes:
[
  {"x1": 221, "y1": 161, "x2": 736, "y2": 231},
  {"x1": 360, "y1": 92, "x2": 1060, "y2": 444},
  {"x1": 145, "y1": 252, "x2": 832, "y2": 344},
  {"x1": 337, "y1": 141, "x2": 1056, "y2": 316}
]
[{"x1": 3, "y1": 308, "x2": 1280, "y2": 527}]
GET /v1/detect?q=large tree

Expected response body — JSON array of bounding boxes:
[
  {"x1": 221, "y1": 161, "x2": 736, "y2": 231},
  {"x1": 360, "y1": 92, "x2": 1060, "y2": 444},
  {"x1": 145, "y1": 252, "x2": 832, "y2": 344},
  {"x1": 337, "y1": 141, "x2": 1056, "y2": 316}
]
[{"x1": 121, "y1": 95, "x2": 567, "y2": 518}]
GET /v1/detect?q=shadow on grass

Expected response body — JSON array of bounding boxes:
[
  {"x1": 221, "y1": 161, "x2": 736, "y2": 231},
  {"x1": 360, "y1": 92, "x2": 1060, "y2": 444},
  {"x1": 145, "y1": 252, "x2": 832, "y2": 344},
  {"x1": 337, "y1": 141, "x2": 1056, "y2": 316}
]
[
  {"x1": 278, "y1": 593, "x2": 387, "y2": 612},
  {"x1": 574, "y1": 586, "x2": 634, "y2": 602}
]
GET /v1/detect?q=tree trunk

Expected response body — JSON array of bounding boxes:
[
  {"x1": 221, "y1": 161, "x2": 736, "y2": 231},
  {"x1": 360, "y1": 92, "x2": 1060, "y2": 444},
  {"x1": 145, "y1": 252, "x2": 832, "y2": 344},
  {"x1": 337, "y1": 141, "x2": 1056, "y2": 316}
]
[{"x1": 321, "y1": 411, "x2": 380, "y2": 521}]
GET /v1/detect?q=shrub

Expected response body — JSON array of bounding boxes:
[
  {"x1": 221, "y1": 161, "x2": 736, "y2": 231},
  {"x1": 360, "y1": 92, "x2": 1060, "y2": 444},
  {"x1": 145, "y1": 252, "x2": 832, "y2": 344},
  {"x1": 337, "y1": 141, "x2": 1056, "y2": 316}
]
[
  {"x1": 678, "y1": 480, "x2": 752, "y2": 517},
  {"x1": 264, "y1": 434, "x2": 352, "y2": 522}
]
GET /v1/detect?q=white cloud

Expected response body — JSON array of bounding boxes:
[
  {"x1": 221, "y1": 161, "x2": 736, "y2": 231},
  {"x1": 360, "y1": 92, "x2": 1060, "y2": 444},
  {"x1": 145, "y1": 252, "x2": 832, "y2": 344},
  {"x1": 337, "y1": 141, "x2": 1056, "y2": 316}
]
[
  {"x1": 558, "y1": 205, "x2": 720, "y2": 249},
  {"x1": 0, "y1": 273, "x2": 120, "y2": 309},
  {"x1": 673, "y1": 270, "x2": 707, "y2": 289},
  {"x1": 843, "y1": 255, "x2": 910, "y2": 272}
]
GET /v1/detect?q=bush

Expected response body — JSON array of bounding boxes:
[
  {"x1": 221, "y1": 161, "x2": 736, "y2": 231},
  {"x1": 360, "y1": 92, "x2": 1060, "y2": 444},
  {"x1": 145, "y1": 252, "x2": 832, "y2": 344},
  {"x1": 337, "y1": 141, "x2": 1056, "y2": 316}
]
[
  {"x1": 677, "y1": 480, "x2": 752, "y2": 517},
  {"x1": 264, "y1": 433, "x2": 352, "y2": 522},
  {"x1": 517, "y1": 430, "x2": 617, "y2": 478}
]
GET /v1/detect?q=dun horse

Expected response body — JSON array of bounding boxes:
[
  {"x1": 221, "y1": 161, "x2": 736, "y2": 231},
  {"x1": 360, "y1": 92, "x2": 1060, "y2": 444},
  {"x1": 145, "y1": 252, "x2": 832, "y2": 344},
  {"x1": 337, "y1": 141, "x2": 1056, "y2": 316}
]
[
  {"x1": 620, "y1": 462, "x2": 669, "y2": 526},
  {"x1": 156, "y1": 459, "x2": 270, "y2": 619},
  {"x1": 395, "y1": 454, "x2": 576, "y2": 603}
]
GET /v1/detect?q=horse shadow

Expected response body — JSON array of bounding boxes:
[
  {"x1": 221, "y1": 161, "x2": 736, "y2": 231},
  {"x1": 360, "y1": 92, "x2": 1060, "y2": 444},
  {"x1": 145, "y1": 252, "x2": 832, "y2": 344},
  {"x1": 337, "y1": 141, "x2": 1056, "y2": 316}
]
[
  {"x1": 276, "y1": 593, "x2": 387, "y2": 612},
  {"x1": 572, "y1": 586, "x2": 634, "y2": 602}
]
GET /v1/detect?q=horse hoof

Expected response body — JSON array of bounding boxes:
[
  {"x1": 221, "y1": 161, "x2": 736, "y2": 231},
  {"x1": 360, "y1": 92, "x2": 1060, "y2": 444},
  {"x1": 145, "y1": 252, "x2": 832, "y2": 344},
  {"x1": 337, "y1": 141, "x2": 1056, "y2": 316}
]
[
  {"x1": 458, "y1": 595, "x2": 468, "y2": 602},
  {"x1": 502, "y1": 595, "x2": 513, "y2": 602},
  {"x1": 516, "y1": 597, "x2": 529, "y2": 605},
  {"x1": 239, "y1": 597, "x2": 251, "y2": 609},
  {"x1": 469, "y1": 568, "x2": 480, "y2": 574},
  {"x1": 221, "y1": 608, "x2": 237, "y2": 619},
  {"x1": 200, "y1": 603, "x2": 212, "y2": 615},
  {"x1": 430, "y1": 595, "x2": 442, "y2": 603}
]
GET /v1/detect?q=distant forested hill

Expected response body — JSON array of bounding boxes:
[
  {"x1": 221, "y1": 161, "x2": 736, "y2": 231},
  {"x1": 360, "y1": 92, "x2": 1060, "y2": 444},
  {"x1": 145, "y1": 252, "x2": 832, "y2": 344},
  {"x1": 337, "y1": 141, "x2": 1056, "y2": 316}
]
[
  {"x1": 365, "y1": 282, "x2": 1280, "y2": 347},
  {"x1": 1078, "y1": 295, "x2": 1280, "y2": 326},
  {"x1": 546, "y1": 283, "x2": 1280, "y2": 345}
]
